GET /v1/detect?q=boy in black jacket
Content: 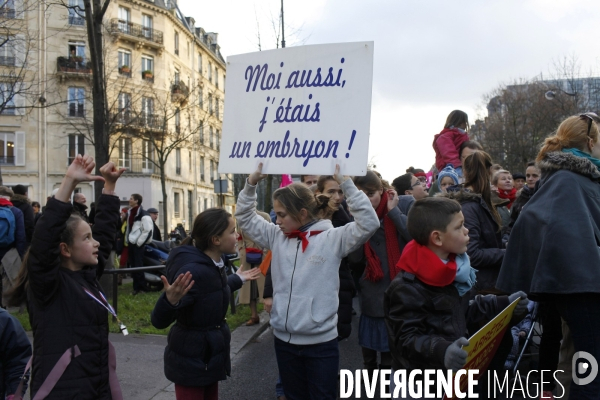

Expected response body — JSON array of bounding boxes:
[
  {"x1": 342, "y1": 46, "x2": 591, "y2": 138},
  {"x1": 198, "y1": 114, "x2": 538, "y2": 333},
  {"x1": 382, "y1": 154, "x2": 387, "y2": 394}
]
[
  {"x1": 0, "y1": 307, "x2": 31, "y2": 399},
  {"x1": 384, "y1": 197, "x2": 528, "y2": 399}
]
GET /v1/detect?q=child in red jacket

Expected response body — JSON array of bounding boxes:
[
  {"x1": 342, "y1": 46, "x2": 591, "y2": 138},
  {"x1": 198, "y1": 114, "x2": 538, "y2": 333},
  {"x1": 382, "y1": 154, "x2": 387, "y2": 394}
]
[{"x1": 433, "y1": 110, "x2": 470, "y2": 178}]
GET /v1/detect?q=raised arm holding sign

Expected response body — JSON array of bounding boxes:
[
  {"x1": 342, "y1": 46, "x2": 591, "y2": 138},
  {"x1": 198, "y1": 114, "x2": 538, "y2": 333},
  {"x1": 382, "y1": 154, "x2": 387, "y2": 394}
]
[{"x1": 235, "y1": 161, "x2": 379, "y2": 399}]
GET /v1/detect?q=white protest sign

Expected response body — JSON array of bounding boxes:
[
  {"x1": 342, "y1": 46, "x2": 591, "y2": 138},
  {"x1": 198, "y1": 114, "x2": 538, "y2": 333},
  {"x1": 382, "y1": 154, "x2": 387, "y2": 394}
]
[{"x1": 219, "y1": 41, "x2": 374, "y2": 176}]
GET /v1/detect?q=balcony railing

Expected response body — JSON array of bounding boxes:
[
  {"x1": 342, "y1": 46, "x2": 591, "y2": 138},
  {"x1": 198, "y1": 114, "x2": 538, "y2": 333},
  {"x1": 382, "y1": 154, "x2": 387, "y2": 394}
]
[
  {"x1": 68, "y1": 15, "x2": 85, "y2": 25},
  {"x1": 110, "y1": 156, "x2": 154, "y2": 174},
  {"x1": 1, "y1": 107, "x2": 16, "y2": 115},
  {"x1": 0, "y1": 155, "x2": 15, "y2": 165},
  {"x1": 0, "y1": 56, "x2": 15, "y2": 66},
  {"x1": 111, "y1": 111, "x2": 165, "y2": 131},
  {"x1": 108, "y1": 19, "x2": 164, "y2": 46},
  {"x1": 0, "y1": 8, "x2": 16, "y2": 18},
  {"x1": 57, "y1": 56, "x2": 92, "y2": 75},
  {"x1": 68, "y1": 103, "x2": 85, "y2": 117},
  {"x1": 142, "y1": 71, "x2": 154, "y2": 83},
  {"x1": 171, "y1": 81, "x2": 189, "y2": 102},
  {"x1": 118, "y1": 66, "x2": 131, "y2": 77}
]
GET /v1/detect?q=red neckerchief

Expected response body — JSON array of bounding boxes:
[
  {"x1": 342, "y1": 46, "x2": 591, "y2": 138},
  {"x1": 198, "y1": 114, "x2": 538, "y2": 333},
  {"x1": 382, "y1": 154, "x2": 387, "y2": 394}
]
[
  {"x1": 0, "y1": 198, "x2": 13, "y2": 207},
  {"x1": 397, "y1": 240, "x2": 457, "y2": 286},
  {"x1": 363, "y1": 190, "x2": 402, "y2": 282},
  {"x1": 285, "y1": 230, "x2": 324, "y2": 252},
  {"x1": 497, "y1": 188, "x2": 517, "y2": 209}
]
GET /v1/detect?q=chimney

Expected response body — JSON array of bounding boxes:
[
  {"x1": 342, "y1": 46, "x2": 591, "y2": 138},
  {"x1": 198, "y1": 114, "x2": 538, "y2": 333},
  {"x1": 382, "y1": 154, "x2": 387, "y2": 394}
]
[{"x1": 207, "y1": 32, "x2": 218, "y2": 44}]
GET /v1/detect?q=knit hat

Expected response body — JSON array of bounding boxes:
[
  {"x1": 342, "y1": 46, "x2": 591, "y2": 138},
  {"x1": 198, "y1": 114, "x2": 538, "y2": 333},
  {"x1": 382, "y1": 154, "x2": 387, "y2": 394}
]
[
  {"x1": 0, "y1": 186, "x2": 14, "y2": 197},
  {"x1": 512, "y1": 172, "x2": 525, "y2": 181},
  {"x1": 437, "y1": 166, "x2": 459, "y2": 191}
]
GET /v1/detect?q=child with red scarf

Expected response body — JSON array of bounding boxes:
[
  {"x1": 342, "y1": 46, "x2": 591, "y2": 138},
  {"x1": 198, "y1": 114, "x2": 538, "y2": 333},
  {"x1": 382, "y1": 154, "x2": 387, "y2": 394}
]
[
  {"x1": 349, "y1": 171, "x2": 411, "y2": 374},
  {"x1": 384, "y1": 197, "x2": 529, "y2": 399},
  {"x1": 492, "y1": 170, "x2": 517, "y2": 209}
]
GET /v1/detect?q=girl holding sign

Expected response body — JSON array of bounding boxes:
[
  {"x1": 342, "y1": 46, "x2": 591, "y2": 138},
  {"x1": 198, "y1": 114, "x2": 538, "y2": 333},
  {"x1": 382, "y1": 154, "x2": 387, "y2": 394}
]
[
  {"x1": 236, "y1": 163, "x2": 379, "y2": 400},
  {"x1": 7, "y1": 155, "x2": 125, "y2": 399}
]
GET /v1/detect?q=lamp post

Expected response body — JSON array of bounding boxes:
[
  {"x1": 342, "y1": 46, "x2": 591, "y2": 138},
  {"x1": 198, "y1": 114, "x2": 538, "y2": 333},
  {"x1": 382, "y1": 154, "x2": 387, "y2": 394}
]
[{"x1": 544, "y1": 89, "x2": 576, "y2": 100}]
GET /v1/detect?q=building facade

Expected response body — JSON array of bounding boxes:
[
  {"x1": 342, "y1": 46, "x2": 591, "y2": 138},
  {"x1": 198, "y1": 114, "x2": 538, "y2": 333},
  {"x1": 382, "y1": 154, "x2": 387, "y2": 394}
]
[{"x1": 0, "y1": 0, "x2": 231, "y2": 237}]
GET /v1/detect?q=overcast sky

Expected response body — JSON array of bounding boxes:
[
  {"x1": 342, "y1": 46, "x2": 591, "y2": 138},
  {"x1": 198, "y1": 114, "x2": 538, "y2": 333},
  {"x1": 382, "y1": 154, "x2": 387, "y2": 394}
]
[{"x1": 180, "y1": 0, "x2": 600, "y2": 181}]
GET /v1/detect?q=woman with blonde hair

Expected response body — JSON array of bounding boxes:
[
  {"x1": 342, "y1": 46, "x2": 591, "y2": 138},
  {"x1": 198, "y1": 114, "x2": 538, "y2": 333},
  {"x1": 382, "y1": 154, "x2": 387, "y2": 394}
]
[{"x1": 497, "y1": 113, "x2": 600, "y2": 399}]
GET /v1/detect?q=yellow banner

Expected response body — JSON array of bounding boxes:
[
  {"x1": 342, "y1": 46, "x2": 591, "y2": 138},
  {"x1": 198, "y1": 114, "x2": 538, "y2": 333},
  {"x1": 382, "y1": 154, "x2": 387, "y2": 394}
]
[{"x1": 445, "y1": 298, "x2": 520, "y2": 399}]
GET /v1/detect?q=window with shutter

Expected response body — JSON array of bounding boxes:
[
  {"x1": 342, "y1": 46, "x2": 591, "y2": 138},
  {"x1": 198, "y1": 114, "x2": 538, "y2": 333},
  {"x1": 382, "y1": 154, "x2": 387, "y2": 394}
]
[
  {"x1": 0, "y1": 132, "x2": 16, "y2": 165},
  {"x1": 174, "y1": 192, "x2": 180, "y2": 217},
  {"x1": 0, "y1": 82, "x2": 16, "y2": 115},
  {"x1": 118, "y1": 137, "x2": 131, "y2": 169},
  {"x1": 68, "y1": 0, "x2": 85, "y2": 25},
  {"x1": 68, "y1": 134, "x2": 85, "y2": 165},
  {"x1": 200, "y1": 156, "x2": 205, "y2": 181},
  {"x1": 68, "y1": 87, "x2": 85, "y2": 117},
  {"x1": 0, "y1": 36, "x2": 15, "y2": 66},
  {"x1": 142, "y1": 140, "x2": 153, "y2": 173}
]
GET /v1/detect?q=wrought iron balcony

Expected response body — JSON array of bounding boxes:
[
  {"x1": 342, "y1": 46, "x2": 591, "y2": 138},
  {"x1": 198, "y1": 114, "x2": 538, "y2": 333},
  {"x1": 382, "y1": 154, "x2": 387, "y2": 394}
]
[
  {"x1": 142, "y1": 71, "x2": 154, "y2": 83},
  {"x1": 57, "y1": 56, "x2": 92, "y2": 79},
  {"x1": 68, "y1": 15, "x2": 85, "y2": 25},
  {"x1": 0, "y1": 56, "x2": 15, "y2": 66},
  {"x1": 110, "y1": 156, "x2": 155, "y2": 174},
  {"x1": 0, "y1": 8, "x2": 16, "y2": 19},
  {"x1": 171, "y1": 81, "x2": 189, "y2": 102},
  {"x1": 118, "y1": 66, "x2": 131, "y2": 77},
  {"x1": 108, "y1": 19, "x2": 164, "y2": 48},
  {"x1": 68, "y1": 103, "x2": 85, "y2": 117},
  {"x1": 111, "y1": 111, "x2": 166, "y2": 132},
  {"x1": 0, "y1": 155, "x2": 15, "y2": 165}
]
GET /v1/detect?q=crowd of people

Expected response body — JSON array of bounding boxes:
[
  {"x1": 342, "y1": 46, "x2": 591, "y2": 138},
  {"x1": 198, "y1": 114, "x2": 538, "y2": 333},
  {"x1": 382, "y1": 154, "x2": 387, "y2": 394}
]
[{"x1": 0, "y1": 109, "x2": 599, "y2": 400}]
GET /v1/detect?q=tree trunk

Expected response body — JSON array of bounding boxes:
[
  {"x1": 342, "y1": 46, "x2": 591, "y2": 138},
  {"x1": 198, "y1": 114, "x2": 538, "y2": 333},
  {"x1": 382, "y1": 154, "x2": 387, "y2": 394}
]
[{"x1": 85, "y1": 0, "x2": 110, "y2": 202}]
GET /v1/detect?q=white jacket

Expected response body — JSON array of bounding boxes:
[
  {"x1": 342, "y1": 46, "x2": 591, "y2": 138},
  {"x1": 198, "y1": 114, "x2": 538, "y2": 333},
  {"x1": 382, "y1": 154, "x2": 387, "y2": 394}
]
[
  {"x1": 126, "y1": 207, "x2": 154, "y2": 247},
  {"x1": 235, "y1": 178, "x2": 379, "y2": 345}
]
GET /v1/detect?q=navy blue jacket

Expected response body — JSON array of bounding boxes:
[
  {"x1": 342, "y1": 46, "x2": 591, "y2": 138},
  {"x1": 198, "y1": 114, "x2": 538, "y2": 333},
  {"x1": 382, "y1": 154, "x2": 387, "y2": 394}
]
[
  {"x1": 0, "y1": 205, "x2": 26, "y2": 260},
  {"x1": 498, "y1": 152, "x2": 600, "y2": 296},
  {"x1": 0, "y1": 308, "x2": 31, "y2": 398},
  {"x1": 151, "y1": 245, "x2": 243, "y2": 387}
]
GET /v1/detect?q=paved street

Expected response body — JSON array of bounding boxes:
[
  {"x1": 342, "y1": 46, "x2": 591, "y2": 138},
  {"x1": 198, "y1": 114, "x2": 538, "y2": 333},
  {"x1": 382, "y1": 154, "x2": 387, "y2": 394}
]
[{"x1": 17, "y1": 298, "x2": 538, "y2": 399}]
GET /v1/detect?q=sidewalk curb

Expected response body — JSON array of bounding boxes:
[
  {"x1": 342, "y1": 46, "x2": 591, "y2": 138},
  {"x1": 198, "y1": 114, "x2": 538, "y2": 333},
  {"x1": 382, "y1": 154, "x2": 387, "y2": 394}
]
[{"x1": 229, "y1": 310, "x2": 270, "y2": 360}]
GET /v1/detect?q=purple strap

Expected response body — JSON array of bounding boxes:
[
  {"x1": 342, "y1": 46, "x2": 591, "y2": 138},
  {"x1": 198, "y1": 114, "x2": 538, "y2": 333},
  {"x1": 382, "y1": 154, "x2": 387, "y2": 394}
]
[
  {"x1": 12, "y1": 356, "x2": 32, "y2": 400},
  {"x1": 13, "y1": 341, "x2": 123, "y2": 400},
  {"x1": 32, "y1": 345, "x2": 81, "y2": 400}
]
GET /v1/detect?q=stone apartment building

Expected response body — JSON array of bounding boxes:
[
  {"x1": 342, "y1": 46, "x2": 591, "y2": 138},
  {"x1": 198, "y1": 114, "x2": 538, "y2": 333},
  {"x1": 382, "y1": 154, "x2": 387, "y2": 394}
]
[{"x1": 0, "y1": 0, "x2": 231, "y2": 237}]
